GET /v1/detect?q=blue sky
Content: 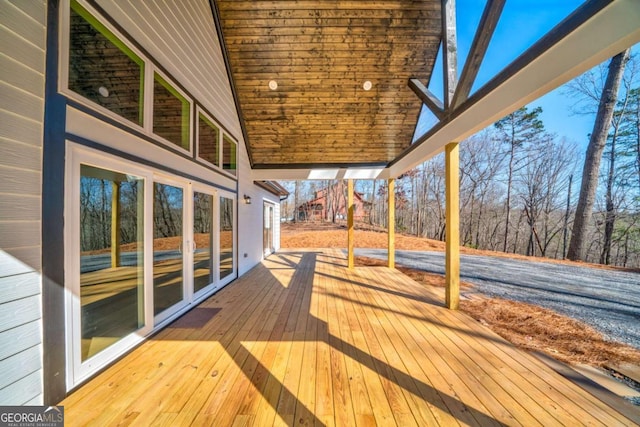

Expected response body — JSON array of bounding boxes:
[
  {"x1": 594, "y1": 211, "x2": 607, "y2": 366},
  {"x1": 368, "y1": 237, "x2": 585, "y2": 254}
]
[{"x1": 416, "y1": 0, "x2": 598, "y2": 147}]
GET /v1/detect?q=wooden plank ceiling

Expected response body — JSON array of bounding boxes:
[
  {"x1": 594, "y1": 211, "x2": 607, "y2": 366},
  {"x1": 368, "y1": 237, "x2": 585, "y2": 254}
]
[{"x1": 214, "y1": 0, "x2": 441, "y2": 168}]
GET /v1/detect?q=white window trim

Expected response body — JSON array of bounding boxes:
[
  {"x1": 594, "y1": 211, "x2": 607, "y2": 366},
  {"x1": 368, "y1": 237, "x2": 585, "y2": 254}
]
[
  {"x1": 150, "y1": 69, "x2": 194, "y2": 156},
  {"x1": 59, "y1": 0, "x2": 148, "y2": 135},
  {"x1": 221, "y1": 133, "x2": 239, "y2": 179},
  {"x1": 195, "y1": 106, "x2": 222, "y2": 170},
  {"x1": 64, "y1": 142, "x2": 154, "y2": 388},
  {"x1": 59, "y1": 0, "x2": 194, "y2": 157}
]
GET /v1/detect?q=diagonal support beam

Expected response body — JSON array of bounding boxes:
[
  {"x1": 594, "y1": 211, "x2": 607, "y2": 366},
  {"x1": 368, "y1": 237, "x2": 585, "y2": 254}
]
[
  {"x1": 442, "y1": 0, "x2": 458, "y2": 108},
  {"x1": 451, "y1": 0, "x2": 505, "y2": 110},
  {"x1": 409, "y1": 78, "x2": 445, "y2": 120},
  {"x1": 390, "y1": 0, "x2": 640, "y2": 178}
]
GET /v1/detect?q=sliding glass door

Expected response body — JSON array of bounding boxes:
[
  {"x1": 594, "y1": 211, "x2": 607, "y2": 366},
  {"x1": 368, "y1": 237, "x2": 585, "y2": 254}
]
[
  {"x1": 219, "y1": 192, "x2": 236, "y2": 285},
  {"x1": 263, "y1": 202, "x2": 275, "y2": 257},
  {"x1": 79, "y1": 165, "x2": 146, "y2": 362},
  {"x1": 153, "y1": 179, "x2": 187, "y2": 321},
  {"x1": 66, "y1": 145, "x2": 237, "y2": 387},
  {"x1": 66, "y1": 147, "x2": 154, "y2": 385},
  {"x1": 193, "y1": 186, "x2": 216, "y2": 297}
]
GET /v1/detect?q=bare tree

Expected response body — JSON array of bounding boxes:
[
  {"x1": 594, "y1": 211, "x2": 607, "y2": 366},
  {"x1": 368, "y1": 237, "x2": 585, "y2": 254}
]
[
  {"x1": 494, "y1": 107, "x2": 545, "y2": 252},
  {"x1": 568, "y1": 49, "x2": 631, "y2": 261}
]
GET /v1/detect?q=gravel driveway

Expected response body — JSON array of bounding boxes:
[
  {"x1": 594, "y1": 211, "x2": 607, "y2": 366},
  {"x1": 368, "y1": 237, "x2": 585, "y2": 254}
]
[{"x1": 354, "y1": 249, "x2": 640, "y2": 350}]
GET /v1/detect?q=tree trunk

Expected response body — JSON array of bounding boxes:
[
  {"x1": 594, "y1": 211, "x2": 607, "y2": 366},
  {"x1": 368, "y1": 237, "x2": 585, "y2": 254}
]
[
  {"x1": 503, "y1": 136, "x2": 515, "y2": 252},
  {"x1": 600, "y1": 102, "x2": 627, "y2": 264},
  {"x1": 293, "y1": 180, "x2": 300, "y2": 222},
  {"x1": 562, "y1": 174, "x2": 573, "y2": 259},
  {"x1": 567, "y1": 49, "x2": 630, "y2": 261}
]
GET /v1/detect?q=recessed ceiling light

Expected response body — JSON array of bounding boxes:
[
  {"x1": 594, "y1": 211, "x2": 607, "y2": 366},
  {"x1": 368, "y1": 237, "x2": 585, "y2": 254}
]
[
  {"x1": 98, "y1": 86, "x2": 110, "y2": 97},
  {"x1": 268, "y1": 80, "x2": 278, "y2": 90},
  {"x1": 363, "y1": 81, "x2": 372, "y2": 91}
]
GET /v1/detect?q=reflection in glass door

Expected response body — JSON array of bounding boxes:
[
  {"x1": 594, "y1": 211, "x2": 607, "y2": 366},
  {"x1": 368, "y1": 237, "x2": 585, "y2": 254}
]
[
  {"x1": 193, "y1": 191, "x2": 214, "y2": 294},
  {"x1": 219, "y1": 196, "x2": 234, "y2": 281},
  {"x1": 79, "y1": 165, "x2": 145, "y2": 361},
  {"x1": 153, "y1": 182, "x2": 185, "y2": 316},
  {"x1": 263, "y1": 202, "x2": 274, "y2": 256}
]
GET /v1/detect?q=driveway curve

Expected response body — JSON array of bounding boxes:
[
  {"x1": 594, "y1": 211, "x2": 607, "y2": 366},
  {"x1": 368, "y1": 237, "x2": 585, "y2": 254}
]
[{"x1": 354, "y1": 249, "x2": 640, "y2": 350}]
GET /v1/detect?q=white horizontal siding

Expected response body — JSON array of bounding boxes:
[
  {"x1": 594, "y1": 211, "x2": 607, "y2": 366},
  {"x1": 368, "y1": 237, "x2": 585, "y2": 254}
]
[
  {"x1": 0, "y1": 346, "x2": 41, "y2": 393},
  {"x1": 0, "y1": 222, "x2": 41, "y2": 249},
  {"x1": 2, "y1": 247, "x2": 41, "y2": 274},
  {"x1": 0, "y1": 195, "x2": 40, "y2": 221},
  {"x1": 0, "y1": 272, "x2": 40, "y2": 305},
  {"x1": 0, "y1": 110, "x2": 43, "y2": 148},
  {"x1": 0, "y1": 137, "x2": 42, "y2": 170},
  {"x1": 0, "y1": 371, "x2": 42, "y2": 406},
  {"x1": 0, "y1": 321, "x2": 41, "y2": 361},
  {"x1": 0, "y1": 166, "x2": 41, "y2": 196},
  {"x1": 0, "y1": 295, "x2": 42, "y2": 337},
  {"x1": 0, "y1": 0, "x2": 46, "y2": 405},
  {"x1": 1, "y1": 53, "x2": 46, "y2": 98},
  {"x1": 94, "y1": 0, "x2": 243, "y2": 140}
]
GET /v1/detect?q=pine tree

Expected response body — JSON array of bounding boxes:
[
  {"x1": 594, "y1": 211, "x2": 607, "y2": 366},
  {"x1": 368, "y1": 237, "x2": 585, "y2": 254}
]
[{"x1": 494, "y1": 106, "x2": 545, "y2": 253}]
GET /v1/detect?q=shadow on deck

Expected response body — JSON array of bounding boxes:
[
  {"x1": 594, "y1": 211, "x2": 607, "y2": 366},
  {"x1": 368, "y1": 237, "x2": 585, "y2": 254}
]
[{"x1": 61, "y1": 249, "x2": 637, "y2": 426}]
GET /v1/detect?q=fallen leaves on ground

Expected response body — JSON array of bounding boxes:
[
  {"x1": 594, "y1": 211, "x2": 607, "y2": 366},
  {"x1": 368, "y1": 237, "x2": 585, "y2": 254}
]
[
  {"x1": 461, "y1": 297, "x2": 640, "y2": 366},
  {"x1": 282, "y1": 221, "x2": 639, "y2": 272}
]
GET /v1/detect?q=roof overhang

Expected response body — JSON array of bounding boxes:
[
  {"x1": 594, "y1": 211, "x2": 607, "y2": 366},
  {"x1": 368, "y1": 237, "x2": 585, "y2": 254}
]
[
  {"x1": 214, "y1": 0, "x2": 640, "y2": 181},
  {"x1": 254, "y1": 180, "x2": 290, "y2": 199}
]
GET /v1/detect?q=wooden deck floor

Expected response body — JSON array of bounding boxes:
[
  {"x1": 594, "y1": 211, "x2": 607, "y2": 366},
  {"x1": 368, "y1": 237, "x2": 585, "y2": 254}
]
[{"x1": 61, "y1": 249, "x2": 638, "y2": 426}]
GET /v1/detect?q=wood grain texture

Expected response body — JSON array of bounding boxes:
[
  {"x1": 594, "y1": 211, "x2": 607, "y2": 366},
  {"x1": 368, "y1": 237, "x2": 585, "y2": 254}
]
[
  {"x1": 215, "y1": 0, "x2": 441, "y2": 166},
  {"x1": 445, "y1": 142, "x2": 460, "y2": 309},
  {"x1": 61, "y1": 249, "x2": 635, "y2": 426}
]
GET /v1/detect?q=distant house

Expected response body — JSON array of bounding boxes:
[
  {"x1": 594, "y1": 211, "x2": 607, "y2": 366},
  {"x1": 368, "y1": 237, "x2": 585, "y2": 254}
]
[{"x1": 298, "y1": 182, "x2": 371, "y2": 222}]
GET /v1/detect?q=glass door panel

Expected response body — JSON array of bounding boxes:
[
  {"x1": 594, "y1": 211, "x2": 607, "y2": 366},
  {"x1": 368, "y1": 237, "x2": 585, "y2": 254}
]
[
  {"x1": 153, "y1": 182, "x2": 185, "y2": 315},
  {"x1": 219, "y1": 196, "x2": 234, "y2": 280},
  {"x1": 263, "y1": 202, "x2": 274, "y2": 256},
  {"x1": 193, "y1": 191, "x2": 214, "y2": 293},
  {"x1": 79, "y1": 164, "x2": 145, "y2": 361}
]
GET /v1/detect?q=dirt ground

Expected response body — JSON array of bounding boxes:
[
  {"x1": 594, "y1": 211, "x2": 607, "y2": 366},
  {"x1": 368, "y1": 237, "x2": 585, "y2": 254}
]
[
  {"x1": 283, "y1": 221, "x2": 640, "y2": 368},
  {"x1": 281, "y1": 222, "x2": 638, "y2": 273}
]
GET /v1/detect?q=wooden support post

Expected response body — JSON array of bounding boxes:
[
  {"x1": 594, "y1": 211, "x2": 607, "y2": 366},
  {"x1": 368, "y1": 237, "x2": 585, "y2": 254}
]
[
  {"x1": 388, "y1": 178, "x2": 395, "y2": 269},
  {"x1": 111, "y1": 181, "x2": 121, "y2": 268},
  {"x1": 445, "y1": 142, "x2": 460, "y2": 309},
  {"x1": 347, "y1": 179, "x2": 354, "y2": 269}
]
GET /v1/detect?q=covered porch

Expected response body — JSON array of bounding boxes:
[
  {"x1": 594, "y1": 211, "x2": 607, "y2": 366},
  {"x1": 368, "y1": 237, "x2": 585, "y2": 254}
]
[{"x1": 61, "y1": 249, "x2": 636, "y2": 426}]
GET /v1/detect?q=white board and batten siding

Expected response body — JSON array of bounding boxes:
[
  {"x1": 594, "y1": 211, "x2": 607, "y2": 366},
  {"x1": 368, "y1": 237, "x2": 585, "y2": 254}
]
[{"x1": 0, "y1": 0, "x2": 46, "y2": 405}]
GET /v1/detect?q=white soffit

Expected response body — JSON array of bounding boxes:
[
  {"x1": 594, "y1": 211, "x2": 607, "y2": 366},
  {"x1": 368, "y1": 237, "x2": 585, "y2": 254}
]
[
  {"x1": 390, "y1": 0, "x2": 640, "y2": 178},
  {"x1": 343, "y1": 168, "x2": 385, "y2": 180}
]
